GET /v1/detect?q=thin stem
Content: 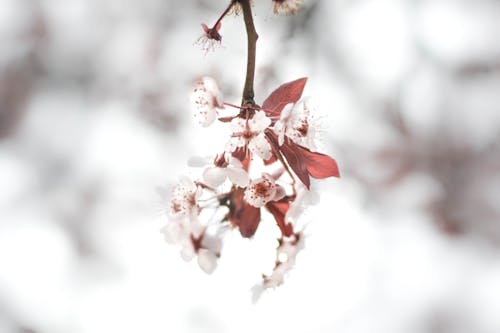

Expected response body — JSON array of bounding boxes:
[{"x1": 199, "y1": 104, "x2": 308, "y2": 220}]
[
  {"x1": 213, "y1": 1, "x2": 237, "y2": 29},
  {"x1": 240, "y1": 0, "x2": 258, "y2": 106}
]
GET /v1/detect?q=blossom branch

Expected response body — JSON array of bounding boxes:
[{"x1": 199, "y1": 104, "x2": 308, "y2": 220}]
[{"x1": 240, "y1": 0, "x2": 258, "y2": 106}]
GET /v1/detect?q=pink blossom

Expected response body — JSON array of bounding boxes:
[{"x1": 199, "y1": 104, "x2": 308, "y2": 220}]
[
  {"x1": 161, "y1": 220, "x2": 222, "y2": 274},
  {"x1": 187, "y1": 154, "x2": 249, "y2": 188},
  {"x1": 168, "y1": 176, "x2": 202, "y2": 221},
  {"x1": 226, "y1": 111, "x2": 273, "y2": 160},
  {"x1": 273, "y1": 99, "x2": 318, "y2": 151},
  {"x1": 203, "y1": 155, "x2": 249, "y2": 188},
  {"x1": 244, "y1": 173, "x2": 285, "y2": 208},
  {"x1": 190, "y1": 76, "x2": 224, "y2": 127}
]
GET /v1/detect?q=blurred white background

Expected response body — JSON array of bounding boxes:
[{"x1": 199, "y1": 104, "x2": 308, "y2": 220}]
[{"x1": 1, "y1": 0, "x2": 500, "y2": 332}]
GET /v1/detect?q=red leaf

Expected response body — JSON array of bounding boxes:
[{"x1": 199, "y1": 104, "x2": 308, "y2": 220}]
[
  {"x1": 266, "y1": 200, "x2": 294, "y2": 237},
  {"x1": 262, "y1": 78, "x2": 307, "y2": 119},
  {"x1": 296, "y1": 145, "x2": 341, "y2": 179},
  {"x1": 279, "y1": 140, "x2": 311, "y2": 189},
  {"x1": 229, "y1": 187, "x2": 261, "y2": 238},
  {"x1": 265, "y1": 130, "x2": 340, "y2": 188},
  {"x1": 266, "y1": 131, "x2": 311, "y2": 189}
]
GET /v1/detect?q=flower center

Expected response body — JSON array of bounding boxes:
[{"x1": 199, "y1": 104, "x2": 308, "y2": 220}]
[
  {"x1": 254, "y1": 179, "x2": 273, "y2": 197},
  {"x1": 295, "y1": 121, "x2": 308, "y2": 137}
]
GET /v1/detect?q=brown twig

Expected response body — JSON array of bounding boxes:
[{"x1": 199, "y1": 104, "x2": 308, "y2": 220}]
[{"x1": 240, "y1": 0, "x2": 258, "y2": 106}]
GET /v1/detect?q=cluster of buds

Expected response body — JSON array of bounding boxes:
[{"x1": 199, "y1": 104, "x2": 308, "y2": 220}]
[{"x1": 162, "y1": 76, "x2": 340, "y2": 290}]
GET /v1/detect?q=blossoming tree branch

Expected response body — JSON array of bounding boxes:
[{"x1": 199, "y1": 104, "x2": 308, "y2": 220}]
[{"x1": 161, "y1": 0, "x2": 340, "y2": 293}]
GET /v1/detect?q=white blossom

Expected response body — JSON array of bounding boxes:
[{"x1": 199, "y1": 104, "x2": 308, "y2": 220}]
[
  {"x1": 168, "y1": 176, "x2": 202, "y2": 221},
  {"x1": 225, "y1": 110, "x2": 272, "y2": 160},
  {"x1": 161, "y1": 218, "x2": 222, "y2": 274},
  {"x1": 190, "y1": 76, "x2": 224, "y2": 127},
  {"x1": 273, "y1": 100, "x2": 318, "y2": 151},
  {"x1": 244, "y1": 173, "x2": 285, "y2": 208},
  {"x1": 203, "y1": 155, "x2": 249, "y2": 188},
  {"x1": 272, "y1": 0, "x2": 302, "y2": 15}
]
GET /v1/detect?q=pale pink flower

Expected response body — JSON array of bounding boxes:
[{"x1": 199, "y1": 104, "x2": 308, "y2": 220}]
[
  {"x1": 273, "y1": 99, "x2": 318, "y2": 151},
  {"x1": 190, "y1": 76, "x2": 224, "y2": 127},
  {"x1": 187, "y1": 154, "x2": 249, "y2": 188},
  {"x1": 272, "y1": 0, "x2": 302, "y2": 15},
  {"x1": 168, "y1": 176, "x2": 202, "y2": 221},
  {"x1": 203, "y1": 155, "x2": 249, "y2": 188},
  {"x1": 161, "y1": 219, "x2": 222, "y2": 274},
  {"x1": 244, "y1": 173, "x2": 286, "y2": 208},
  {"x1": 226, "y1": 111, "x2": 273, "y2": 160}
]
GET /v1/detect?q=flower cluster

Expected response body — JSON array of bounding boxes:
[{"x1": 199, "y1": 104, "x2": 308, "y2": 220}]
[
  {"x1": 161, "y1": 0, "x2": 339, "y2": 296},
  {"x1": 162, "y1": 75, "x2": 340, "y2": 291}
]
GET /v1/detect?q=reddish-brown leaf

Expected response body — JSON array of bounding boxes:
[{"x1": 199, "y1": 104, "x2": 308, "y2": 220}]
[
  {"x1": 262, "y1": 78, "x2": 307, "y2": 119},
  {"x1": 296, "y1": 145, "x2": 341, "y2": 179},
  {"x1": 265, "y1": 131, "x2": 340, "y2": 188},
  {"x1": 266, "y1": 200, "x2": 294, "y2": 237},
  {"x1": 280, "y1": 140, "x2": 311, "y2": 189},
  {"x1": 266, "y1": 131, "x2": 311, "y2": 189},
  {"x1": 229, "y1": 187, "x2": 261, "y2": 238}
]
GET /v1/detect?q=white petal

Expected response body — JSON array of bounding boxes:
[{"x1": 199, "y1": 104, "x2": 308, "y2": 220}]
[
  {"x1": 203, "y1": 77, "x2": 225, "y2": 109},
  {"x1": 273, "y1": 185, "x2": 286, "y2": 201},
  {"x1": 201, "y1": 77, "x2": 218, "y2": 92},
  {"x1": 230, "y1": 117, "x2": 246, "y2": 133},
  {"x1": 228, "y1": 156, "x2": 243, "y2": 168},
  {"x1": 244, "y1": 187, "x2": 267, "y2": 208},
  {"x1": 226, "y1": 166, "x2": 249, "y2": 187},
  {"x1": 188, "y1": 220, "x2": 205, "y2": 239},
  {"x1": 180, "y1": 244, "x2": 196, "y2": 262},
  {"x1": 249, "y1": 111, "x2": 271, "y2": 132},
  {"x1": 280, "y1": 103, "x2": 294, "y2": 121},
  {"x1": 248, "y1": 136, "x2": 272, "y2": 160},
  {"x1": 178, "y1": 175, "x2": 197, "y2": 192},
  {"x1": 305, "y1": 127, "x2": 317, "y2": 152},
  {"x1": 197, "y1": 249, "x2": 218, "y2": 274},
  {"x1": 225, "y1": 136, "x2": 245, "y2": 153},
  {"x1": 203, "y1": 166, "x2": 227, "y2": 187},
  {"x1": 201, "y1": 234, "x2": 222, "y2": 254},
  {"x1": 273, "y1": 120, "x2": 286, "y2": 146},
  {"x1": 197, "y1": 107, "x2": 217, "y2": 127}
]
